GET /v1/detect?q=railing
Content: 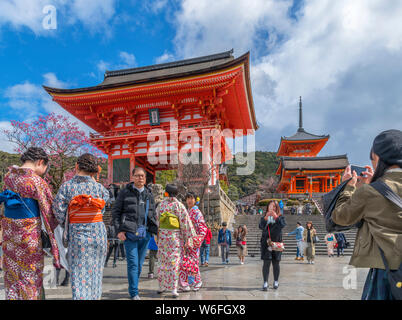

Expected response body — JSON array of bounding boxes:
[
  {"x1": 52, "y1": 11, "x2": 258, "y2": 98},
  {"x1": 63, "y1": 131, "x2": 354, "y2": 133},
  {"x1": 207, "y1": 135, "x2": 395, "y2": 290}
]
[{"x1": 90, "y1": 120, "x2": 221, "y2": 140}]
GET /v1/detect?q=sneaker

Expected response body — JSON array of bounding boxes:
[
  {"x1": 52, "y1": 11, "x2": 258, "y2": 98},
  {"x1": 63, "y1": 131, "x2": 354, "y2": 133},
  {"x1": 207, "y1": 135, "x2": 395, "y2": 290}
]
[
  {"x1": 300, "y1": 257, "x2": 304, "y2": 261},
  {"x1": 157, "y1": 289, "x2": 166, "y2": 294},
  {"x1": 148, "y1": 273, "x2": 154, "y2": 279},
  {"x1": 171, "y1": 290, "x2": 179, "y2": 298},
  {"x1": 262, "y1": 282, "x2": 268, "y2": 291},
  {"x1": 311, "y1": 261, "x2": 315, "y2": 264},
  {"x1": 295, "y1": 257, "x2": 300, "y2": 260},
  {"x1": 131, "y1": 295, "x2": 141, "y2": 300},
  {"x1": 240, "y1": 261, "x2": 244, "y2": 265},
  {"x1": 205, "y1": 262, "x2": 209, "y2": 267},
  {"x1": 273, "y1": 281, "x2": 279, "y2": 290}
]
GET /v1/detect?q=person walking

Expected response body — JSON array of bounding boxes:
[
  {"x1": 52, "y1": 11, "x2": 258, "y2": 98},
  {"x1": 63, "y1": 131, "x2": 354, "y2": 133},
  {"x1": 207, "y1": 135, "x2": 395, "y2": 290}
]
[
  {"x1": 147, "y1": 235, "x2": 158, "y2": 279},
  {"x1": 287, "y1": 222, "x2": 304, "y2": 261},
  {"x1": 297, "y1": 205, "x2": 303, "y2": 215},
  {"x1": 218, "y1": 222, "x2": 232, "y2": 264},
  {"x1": 200, "y1": 227, "x2": 212, "y2": 267},
  {"x1": 335, "y1": 232, "x2": 347, "y2": 257},
  {"x1": 156, "y1": 184, "x2": 196, "y2": 298},
  {"x1": 0, "y1": 147, "x2": 60, "y2": 300},
  {"x1": 259, "y1": 200, "x2": 286, "y2": 291},
  {"x1": 112, "y1": 167, "x2": 158, "y2": 300},
  {"x1": 179, "y1": 192, "x2": 207, "y2": 291},
  {"x1": 332, "y1": 129, "x2": 402, "y2": 300},
  {"x1": 53, "y1": 153, "x2": 110, "y2": 300},
  {"x1": 303, "y1": 221, "x2": 317, "y2": 264},
  {"x1": 234, "y1": 225, "x2": 248, "y2": 264},
  {"x1": 325, "y1": 232, "x2": 337, "y2": 257}
]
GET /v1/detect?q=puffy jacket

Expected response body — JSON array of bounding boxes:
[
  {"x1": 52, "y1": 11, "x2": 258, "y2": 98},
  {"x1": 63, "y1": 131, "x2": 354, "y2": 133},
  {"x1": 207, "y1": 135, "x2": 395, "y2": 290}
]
[{"x1": 112, "y1": 183, "x2": 158, "y2": 236}]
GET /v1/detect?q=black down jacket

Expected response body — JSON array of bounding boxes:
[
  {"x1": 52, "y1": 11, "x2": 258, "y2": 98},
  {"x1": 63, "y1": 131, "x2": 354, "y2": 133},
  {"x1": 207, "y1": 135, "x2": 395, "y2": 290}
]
[{"x1": 112, "y1": 183, "x2": 158, "y2": 236}]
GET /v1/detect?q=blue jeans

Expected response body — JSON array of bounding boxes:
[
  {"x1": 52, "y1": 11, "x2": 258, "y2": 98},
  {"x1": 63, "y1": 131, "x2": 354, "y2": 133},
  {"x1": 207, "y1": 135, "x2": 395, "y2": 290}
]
[
  {"x1": 200, "y1": 245, "x2": 210, "y2": 264},
  {"x1": 296, "y1": 240, "x2": 304, "y2": 258},
  {"x1": 124, "y1": 232, "x2": 151, "y2": 297}
]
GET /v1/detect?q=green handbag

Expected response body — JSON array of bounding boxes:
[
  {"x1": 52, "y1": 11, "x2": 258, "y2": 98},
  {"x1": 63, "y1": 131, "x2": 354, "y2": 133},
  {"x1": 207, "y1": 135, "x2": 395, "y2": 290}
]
[{"x1": 159, "y1": 211, "x2": 180, "y2": 230}]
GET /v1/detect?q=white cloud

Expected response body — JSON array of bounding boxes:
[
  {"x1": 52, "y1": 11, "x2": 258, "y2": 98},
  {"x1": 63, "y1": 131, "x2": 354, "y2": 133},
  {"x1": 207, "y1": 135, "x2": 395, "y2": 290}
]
[
  {"x1": 0, "y1": 0, "x2": 117, "y2": 35},
  {"x1": 1, "y1": 73, "x2": 93, "y2": 140},
  {"x1": 119, "y1": 51, "x2": 137, "y2": 68},
  {"x1": 155, "y1": 51, "x2": 175, "y2": 64},
  {"x1": 170, "y1": 0, "x2": 402, "y2": 165}
]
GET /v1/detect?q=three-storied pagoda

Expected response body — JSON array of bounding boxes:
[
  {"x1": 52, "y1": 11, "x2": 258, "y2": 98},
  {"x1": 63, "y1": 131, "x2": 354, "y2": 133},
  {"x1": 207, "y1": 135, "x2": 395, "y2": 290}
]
[
  {"x1": 44, "y1": 50, "x2": 257, "y2": 185},
  {"x1": 276, "y1": 97, "x2": 348, "y2": 196}
]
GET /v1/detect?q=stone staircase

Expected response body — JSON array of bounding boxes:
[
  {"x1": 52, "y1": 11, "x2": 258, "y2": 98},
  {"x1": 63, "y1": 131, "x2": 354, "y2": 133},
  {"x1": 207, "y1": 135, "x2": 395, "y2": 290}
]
[{"x1": 229, "y1": 214, "x2": 358, "y2": 257}]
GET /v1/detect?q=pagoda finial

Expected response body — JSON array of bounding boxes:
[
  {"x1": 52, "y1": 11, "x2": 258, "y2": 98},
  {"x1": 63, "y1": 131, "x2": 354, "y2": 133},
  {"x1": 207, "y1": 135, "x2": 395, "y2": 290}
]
[{"x1": 298, "y1": 96, "x2": 304, "y2": 132}]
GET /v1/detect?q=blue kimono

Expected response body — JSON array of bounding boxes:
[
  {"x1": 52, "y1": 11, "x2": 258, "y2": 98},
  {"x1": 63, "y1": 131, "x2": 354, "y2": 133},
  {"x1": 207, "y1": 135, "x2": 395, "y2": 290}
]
[{"x1": 53, "y1": 175, "x2": 109, "y2": 300}]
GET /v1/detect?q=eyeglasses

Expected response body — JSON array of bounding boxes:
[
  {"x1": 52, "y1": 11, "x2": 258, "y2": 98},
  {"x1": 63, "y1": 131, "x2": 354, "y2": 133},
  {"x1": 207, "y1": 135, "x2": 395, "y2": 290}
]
[{"x1": 133, "y1": 174, "x2": 145, "y2": 178}]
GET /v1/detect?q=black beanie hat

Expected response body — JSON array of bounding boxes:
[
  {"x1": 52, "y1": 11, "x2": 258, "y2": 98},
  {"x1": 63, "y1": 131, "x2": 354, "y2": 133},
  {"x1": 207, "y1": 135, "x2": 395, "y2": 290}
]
[{"x1": 372, "y1": 129, "x2": 402, "y2": 166}]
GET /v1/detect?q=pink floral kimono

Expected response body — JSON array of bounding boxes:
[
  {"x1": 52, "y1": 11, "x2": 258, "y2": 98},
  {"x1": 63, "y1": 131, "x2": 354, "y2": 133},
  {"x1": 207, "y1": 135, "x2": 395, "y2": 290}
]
[
  {"x1": 1, "y1": 166, "x2": 60, "y2": 300},
  {"x1": 156, "y1": 197, "x2": 196, "y2": 292}
]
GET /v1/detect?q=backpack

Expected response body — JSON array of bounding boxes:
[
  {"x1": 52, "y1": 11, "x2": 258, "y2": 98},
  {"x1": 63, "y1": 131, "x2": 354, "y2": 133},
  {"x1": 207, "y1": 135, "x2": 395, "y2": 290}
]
[{"x1": 370, "y1": 180, "x2": 402, "y2": 300}]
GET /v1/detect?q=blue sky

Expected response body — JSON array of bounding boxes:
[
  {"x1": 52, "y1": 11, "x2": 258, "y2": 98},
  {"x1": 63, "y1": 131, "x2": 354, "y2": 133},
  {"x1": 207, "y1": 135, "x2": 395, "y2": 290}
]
[{"x1": 0, "y1": 0, "x2": 401, "y2": 167}]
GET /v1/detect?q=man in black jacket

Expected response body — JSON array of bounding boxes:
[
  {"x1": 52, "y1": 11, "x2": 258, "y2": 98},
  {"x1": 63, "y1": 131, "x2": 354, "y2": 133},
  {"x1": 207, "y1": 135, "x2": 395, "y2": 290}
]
[{"x1": 112, "y1": 167, "x2": 158, "y2": 300}]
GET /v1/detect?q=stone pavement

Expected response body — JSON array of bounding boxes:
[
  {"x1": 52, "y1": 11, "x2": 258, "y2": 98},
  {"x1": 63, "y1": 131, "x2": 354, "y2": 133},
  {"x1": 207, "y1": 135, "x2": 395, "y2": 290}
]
[{"x1": 0, "y1": 255, "x2": 369, "y2": 300}]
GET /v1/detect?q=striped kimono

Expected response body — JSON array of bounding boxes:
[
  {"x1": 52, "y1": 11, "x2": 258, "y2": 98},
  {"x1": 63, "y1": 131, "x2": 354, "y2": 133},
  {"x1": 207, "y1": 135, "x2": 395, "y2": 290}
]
[
  {"x1": 179, "y1": 205, "x2": 207, "y2": 289},
  {"x1": 1, "y1": 166, "x2": 60, "y2": 300},
  {"x1": 52, "y1": 175, "x2": 109, "y2": 300}
]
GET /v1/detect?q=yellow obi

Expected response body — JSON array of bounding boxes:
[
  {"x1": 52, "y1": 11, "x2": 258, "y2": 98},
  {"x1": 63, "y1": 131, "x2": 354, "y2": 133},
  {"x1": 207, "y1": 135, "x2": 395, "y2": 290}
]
[{"x1": 159, "y1": 211, "x2": 180, "y2": 230}]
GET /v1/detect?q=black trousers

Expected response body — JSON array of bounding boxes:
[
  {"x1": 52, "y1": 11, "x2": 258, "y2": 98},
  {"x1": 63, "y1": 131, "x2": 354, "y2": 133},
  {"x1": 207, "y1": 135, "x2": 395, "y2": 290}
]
[
  {"x1": 106, "y1": 240, "x2": 119, "y2": 264},
  {"x1": 262, "y1": 259, "x2": 280, "y2": 282}
]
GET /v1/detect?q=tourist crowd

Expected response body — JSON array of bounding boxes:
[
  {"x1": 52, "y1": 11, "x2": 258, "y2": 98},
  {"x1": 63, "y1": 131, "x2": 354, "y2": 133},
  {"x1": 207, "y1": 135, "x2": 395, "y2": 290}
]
[{"x1": 0, "y1": 129, "x2": 400, "y2": 300}]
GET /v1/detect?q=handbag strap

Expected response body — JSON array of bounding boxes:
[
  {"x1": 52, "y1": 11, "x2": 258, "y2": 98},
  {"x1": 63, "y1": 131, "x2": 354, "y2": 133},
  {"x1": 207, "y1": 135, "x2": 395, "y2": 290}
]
[
  {"x1": 144, "y1": 198, "x2": 149, "y2": 226},
  {"x1": 267, "y1": 224, "x2": 271, "y2": 240},
  {"x1": 370, "y1": 180, "x2": 402, "y2": 209}
]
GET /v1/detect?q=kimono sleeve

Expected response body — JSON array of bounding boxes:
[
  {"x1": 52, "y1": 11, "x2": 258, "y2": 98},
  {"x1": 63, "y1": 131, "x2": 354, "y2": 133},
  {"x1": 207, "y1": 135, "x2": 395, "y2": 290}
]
[
  {"x1": 178, "y1": 202, "x2": 197, "y2": 248},
  {"x1": 52, "y1": 182, "x2": 70, "y2": 228},
  {"x1": 193, "y1": 209, "x2": 208, "y2": 248},
  {"x1": 35, "y1": 177, "x2": 58, "y2": 231}
]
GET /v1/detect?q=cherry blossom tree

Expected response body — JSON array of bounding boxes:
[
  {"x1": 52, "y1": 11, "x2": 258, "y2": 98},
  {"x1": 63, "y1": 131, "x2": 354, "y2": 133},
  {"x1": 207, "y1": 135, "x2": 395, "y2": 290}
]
[{"x1": 3, "y1": 113, "x2": 106, "y2": 192}]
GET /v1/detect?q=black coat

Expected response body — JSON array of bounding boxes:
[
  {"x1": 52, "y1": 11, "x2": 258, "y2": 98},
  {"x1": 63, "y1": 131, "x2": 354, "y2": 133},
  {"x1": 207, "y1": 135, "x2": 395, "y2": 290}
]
[
  {"x1": 112, "y1": 183, "x2": 158, "y2": 236},
  {"x1": 259, "y1": 215, "x2": 287, "y2": 261}
]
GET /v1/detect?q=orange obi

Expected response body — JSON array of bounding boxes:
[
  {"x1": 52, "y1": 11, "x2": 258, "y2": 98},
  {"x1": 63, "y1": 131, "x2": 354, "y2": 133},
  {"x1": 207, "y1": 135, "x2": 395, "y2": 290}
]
[{"x1": 68, "y1": 195, "x2": 106, "y2": 224}]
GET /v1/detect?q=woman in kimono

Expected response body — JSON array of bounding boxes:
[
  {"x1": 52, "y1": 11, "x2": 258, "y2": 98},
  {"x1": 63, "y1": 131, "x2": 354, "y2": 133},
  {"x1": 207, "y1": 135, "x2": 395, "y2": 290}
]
[
  {"x1": 324, "y1": 232, "x2": 337, "y2": 257},
  {"x1": 53, "y1": 153, "x2": 109, "y2": 300},
  {"x1": 179, "y1": 192, "x2": 207, "y2": 291},
  {"x1": 0, "y1": 147, "x2": 60, "y2": 300},
  {"x1": 157, "y1": 184, "x2": 196, "y2": 298}
]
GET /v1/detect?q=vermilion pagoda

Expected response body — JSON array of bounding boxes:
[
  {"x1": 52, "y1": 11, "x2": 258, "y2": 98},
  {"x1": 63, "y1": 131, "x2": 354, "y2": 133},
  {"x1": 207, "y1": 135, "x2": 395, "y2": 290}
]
[
  {"x1": 276, "y1": 97, "x2": 348, "y2": 195},
  {"x1": 44, "y1": 50, "x2": 257, "y2": 185}
]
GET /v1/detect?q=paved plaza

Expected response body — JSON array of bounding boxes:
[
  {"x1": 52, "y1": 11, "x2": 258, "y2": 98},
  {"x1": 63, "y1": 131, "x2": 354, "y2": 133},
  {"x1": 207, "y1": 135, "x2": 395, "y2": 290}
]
[{"x1": 0, "y1": 255, "x2": 369, "y2": 300}]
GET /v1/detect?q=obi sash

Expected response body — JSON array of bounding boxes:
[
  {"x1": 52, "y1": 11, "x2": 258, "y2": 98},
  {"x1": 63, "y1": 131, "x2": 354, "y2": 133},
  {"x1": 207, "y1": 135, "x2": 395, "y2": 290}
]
[
  {"x1": 0, "y1": 189, "x2": 40, "y2": 219},
  {"x1": 68, "y1": 194, "x2": 105, "y2": 224},
  {"x1": 159, "y1": 211, "x2": 180, "y2": 230}
]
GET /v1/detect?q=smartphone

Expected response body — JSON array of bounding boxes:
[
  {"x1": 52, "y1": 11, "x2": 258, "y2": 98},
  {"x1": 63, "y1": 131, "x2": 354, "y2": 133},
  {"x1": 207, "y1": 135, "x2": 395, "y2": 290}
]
[{"x1": 350, "y1": 165, "x2": 366, "y2": 176}]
